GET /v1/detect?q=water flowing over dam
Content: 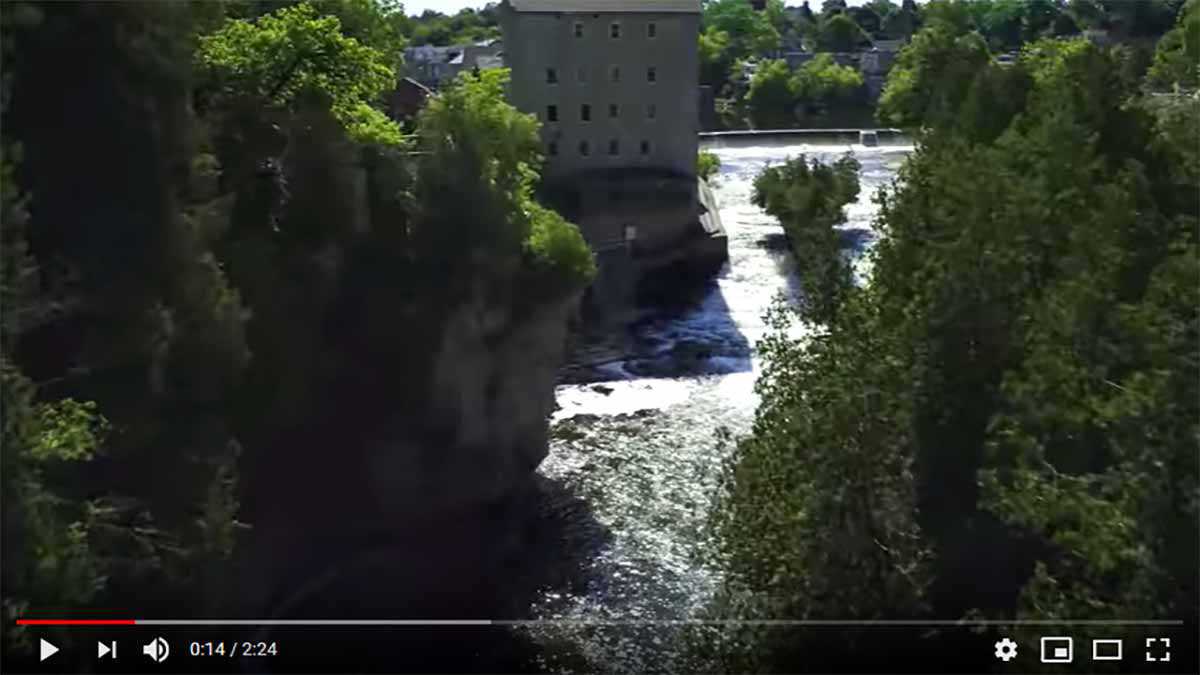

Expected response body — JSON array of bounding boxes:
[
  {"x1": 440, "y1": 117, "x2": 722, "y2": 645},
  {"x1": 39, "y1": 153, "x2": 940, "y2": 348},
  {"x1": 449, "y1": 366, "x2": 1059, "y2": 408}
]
[{"x1": 526, "y1": 139, "x2": 913, "y2": 672}]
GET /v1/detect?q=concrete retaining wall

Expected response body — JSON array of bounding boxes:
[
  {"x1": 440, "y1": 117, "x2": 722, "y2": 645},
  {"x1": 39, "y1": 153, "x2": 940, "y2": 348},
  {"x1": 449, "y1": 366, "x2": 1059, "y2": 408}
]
[{"x1": 699, "y1": 128, "x2": 911, "y2": 149}]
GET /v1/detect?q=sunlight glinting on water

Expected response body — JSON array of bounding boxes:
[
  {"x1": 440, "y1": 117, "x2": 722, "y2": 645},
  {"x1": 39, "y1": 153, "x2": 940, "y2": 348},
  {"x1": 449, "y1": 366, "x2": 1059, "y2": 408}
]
[{"x1": 529, "y1": 142, "x2": 912, "y2": 672}]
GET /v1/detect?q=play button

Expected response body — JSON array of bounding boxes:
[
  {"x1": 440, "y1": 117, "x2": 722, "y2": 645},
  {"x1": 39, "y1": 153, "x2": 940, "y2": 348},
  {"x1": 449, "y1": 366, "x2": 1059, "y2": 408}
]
[{"x1": 39, "y1": 638, "x2": 59, "y2": 662}]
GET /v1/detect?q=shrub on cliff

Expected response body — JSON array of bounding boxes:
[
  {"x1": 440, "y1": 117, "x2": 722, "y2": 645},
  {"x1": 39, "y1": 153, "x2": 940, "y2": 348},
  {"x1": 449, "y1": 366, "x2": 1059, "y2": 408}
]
[
  {"x1": 414, "y1": 68, "x2": 594, "y2": 293},
  {"x1": 751, "y1": 153, "x2": 860, "y2": 325},
  {"x1": 697, "y1": 150, "x2": 721, "y2": 180}
]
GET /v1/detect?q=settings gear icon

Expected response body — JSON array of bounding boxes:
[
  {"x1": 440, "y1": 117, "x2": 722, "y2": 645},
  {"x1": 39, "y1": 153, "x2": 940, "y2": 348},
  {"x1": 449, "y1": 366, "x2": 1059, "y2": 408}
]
[{"x1": 994, "y1": 637, "x2": 1019, "y2": 662}]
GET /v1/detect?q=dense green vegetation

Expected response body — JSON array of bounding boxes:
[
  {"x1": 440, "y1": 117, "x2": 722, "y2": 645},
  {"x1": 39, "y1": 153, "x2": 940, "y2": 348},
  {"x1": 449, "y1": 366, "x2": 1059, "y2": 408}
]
[
  {"x1": 751, "y1": 154, "x2": 859, "y2": 325},
  {"x1": 710, "y1": 1, "x2": 1198, "y2": 670},
  {"x1": 746, "y1": 54, "x2": 864, "y2": 128},
  {"x1": 401, "y1": 3, "x2": 500, "y2": 46},
  {"x1": 706, "y1": 0, "x2": 1188, "y2": 130},
  {"x1": 1, "y1": 0, "x2": 590, "y2": 656},
  {"x1": 697, "y1": 150, "x2": 722, "y2": 181}
]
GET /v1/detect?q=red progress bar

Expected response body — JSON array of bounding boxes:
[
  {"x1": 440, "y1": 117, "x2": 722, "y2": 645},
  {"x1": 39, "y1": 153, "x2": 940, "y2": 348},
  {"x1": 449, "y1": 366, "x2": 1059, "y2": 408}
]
[{"x1": 17, "y1": 619, "x2": 136, "y2": 626}]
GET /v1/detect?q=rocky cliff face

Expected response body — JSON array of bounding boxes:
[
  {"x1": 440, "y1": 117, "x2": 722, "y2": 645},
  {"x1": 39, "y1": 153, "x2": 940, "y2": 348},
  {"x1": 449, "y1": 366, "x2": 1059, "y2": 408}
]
[
  {"x1": 239, "y1": 273, "x2": 581, "y2": 630},
  {"x1": 367, "y1": 284, "x2": 579, "y2": 518}
]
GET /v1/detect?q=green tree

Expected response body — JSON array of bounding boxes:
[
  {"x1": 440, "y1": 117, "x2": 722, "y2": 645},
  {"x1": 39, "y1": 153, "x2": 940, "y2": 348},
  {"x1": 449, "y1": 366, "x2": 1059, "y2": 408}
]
[
  {"x1": 883, "y1": 0, "x2": 922, "y2": 38},
  {"x1": 878, "y1": 25, "x2": 990, "y2": 128},
  {"x1": 2, "y1": 0, "x2": 250, "y2": 627},
  {"x1": 1146, "y1": 0, "x2": 1200, "y2": 90},
  {"x1": 794, "y1": 53, "x2": 864, "y2": 99},
  {"x1": 817, "y1": 12, "x2": 871, "y2": 51},
  {"x1": 751, "y1": 154, "x2": 860, "y2": 324},
  {"x1": 746, "y1": 59, "x2": 797, "y2": 129},
  {"x1": 700, "y1": 26, "x2": 734, "y2": 87},
  {"x1": 414, "y1": 69, "x2": 594, "y2": 289},
  {"x1": 711, "y1": 27, "x2": 1199, "y2": 671},
  {"x1": 197, "y1": 2, "x2": 403, "y2": 147},
  {"x1": 849, "y1": 6, "x2": 883, "y2": 36},
  {"x1": 703, "y1": 0, "x2": 781, "y2": 57},
  {"x1": 697, "y1": 149, "x2": 722, "y2": 181},
  {"x1": 310, "y1": 0, "x2": 410, "y2": 71}
]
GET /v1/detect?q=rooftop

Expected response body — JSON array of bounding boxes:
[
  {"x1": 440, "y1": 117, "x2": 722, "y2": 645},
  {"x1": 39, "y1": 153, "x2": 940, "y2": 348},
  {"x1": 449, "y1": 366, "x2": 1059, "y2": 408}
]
[{"x1": 506, "y1": 0, "x2": 700, "y2": 13}]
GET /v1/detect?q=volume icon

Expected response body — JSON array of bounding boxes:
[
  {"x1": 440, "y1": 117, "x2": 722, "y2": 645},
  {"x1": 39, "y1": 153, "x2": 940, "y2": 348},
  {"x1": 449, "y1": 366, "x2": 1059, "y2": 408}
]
[{"x1": 142, "y1": 637, "x2": 169, "y2": 663}]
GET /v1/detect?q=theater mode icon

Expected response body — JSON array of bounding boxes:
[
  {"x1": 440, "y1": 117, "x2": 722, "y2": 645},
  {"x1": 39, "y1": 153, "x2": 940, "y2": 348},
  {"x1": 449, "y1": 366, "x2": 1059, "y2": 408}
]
[
  {"x1": 1041, "y1": 636, "x2": 1074, "y2": 663},
  {"x1": 1092, "y1": 638, "x2": 1122, "y2": 661}
]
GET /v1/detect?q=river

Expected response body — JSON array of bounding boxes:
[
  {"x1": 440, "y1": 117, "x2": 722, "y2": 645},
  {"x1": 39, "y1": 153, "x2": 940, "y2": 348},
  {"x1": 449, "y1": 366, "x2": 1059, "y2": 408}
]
[{"x1": 524, "y1": 139, "x2": 913, "y2": 672}]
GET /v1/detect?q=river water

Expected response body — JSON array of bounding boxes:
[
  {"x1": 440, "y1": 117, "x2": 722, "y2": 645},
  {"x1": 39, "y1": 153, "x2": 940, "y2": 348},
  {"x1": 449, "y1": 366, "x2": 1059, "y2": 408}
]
[{"x1": 524, "y1": 140, "x2": 913, "y2": 672}]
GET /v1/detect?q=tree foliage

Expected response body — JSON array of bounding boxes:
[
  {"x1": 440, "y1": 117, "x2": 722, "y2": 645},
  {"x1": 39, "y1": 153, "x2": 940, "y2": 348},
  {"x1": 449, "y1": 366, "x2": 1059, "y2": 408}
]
[
  {"x1": 746, "y1": 59, "x2": 798, "y2": 128},
  {"x1": 1, "y1": 1, "x2": 591, "y2": 656},
  {"x1": 711, "y1": 20, "x2": 1199, "y2": 672},
  {"x1": 793, "y1": 53, "x2": 864, "y2": 102},
  {"x1": 751, "y1": 154, "x2": 860, "y2": 325},
  {"x1": 197, "y1": 2, "x2": 403, "y2": 146},
  {"x1": 878, "y1": 23, "x2": 990, "y2": 128},
  {"x1": 697, "y1": 149, "x2": 722, "y2": 181},
  {"x1": 1146, "y1": 0, "x2": 1200, "y2": 91},
  {"x1": 404, "y1": 5, "x2": 499, "y2": 47},
  {"x1": 817, "y1": 12, "x2": 872, "y2": 51},
  {"x1": 701, "y1": 0, "x2": 782, "y2": 91}
]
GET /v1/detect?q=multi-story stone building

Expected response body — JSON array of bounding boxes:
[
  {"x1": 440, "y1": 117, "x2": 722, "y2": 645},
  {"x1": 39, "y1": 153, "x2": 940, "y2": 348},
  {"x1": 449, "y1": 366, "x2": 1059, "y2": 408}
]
[
  {"x1": 500, "y1": 0, "x2": 723, "y2": 317},
  {"x1": 499, "y1": 0, "x2": 701, "y2": 182}
]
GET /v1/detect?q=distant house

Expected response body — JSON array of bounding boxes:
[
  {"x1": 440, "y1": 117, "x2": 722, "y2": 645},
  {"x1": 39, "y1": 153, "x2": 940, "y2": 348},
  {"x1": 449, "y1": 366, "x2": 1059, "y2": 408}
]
[
  {"x1": 403, "y1": 45, "x2": 459, "y2": 88},
  {"x1": 388, "y1": 77, "x2": 433, "y2": 121},
  {"x1": 403, "y1": 40, "x2": 505, "y2": 89},
  {"x1": 871, "y1": 38, "x2": 907, "y2": 53}
]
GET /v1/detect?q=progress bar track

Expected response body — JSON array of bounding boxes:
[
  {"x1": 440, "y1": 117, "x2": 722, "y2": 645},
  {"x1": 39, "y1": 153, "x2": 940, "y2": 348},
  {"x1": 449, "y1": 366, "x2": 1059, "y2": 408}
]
[{"x1": 17, "y1": 619, "x2": 1188, "y2": 627}]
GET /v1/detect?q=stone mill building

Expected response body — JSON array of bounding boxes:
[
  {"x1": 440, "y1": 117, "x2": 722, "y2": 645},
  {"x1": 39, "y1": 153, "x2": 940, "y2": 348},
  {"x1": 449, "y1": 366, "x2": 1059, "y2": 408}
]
[{"x1": 499, "y1": 0, "x2": 725, "y2": 317}]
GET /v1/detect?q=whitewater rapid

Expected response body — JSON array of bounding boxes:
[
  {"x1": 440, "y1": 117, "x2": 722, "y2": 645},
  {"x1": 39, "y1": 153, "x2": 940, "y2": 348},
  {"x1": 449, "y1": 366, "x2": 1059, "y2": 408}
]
[{"x1": 528, "y1": 141, "x2": 913, "y2": 672}]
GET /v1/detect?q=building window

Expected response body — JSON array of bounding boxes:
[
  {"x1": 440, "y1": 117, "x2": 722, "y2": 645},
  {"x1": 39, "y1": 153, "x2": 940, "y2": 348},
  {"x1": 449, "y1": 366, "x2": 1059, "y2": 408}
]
[
  {"x1": 548, "y1": 141, "x2": 558, "y2": 156},
  {"x1": 640, "y1": 140, "x2": 651, "y2": 155},
  {"x1": 574, "y1": 21, "x2": 584, "y2": 38},
  {"x1": 608, "y1": 103, "x2": 619, "y2": 118},
  {"x1": 647, "y1": 66, "x2": 657, "y2": 83},
  {"x1": 609, "y1": 65, "x2": 621, "y2": 82},
  {"x1": 546, "y1": 105, "x2": 558, "y2": 122},
  {"x1": 647, "y1": 103, "x2": 657, "y2": 120},
  {"x1": 580, "y1": 104, "x2": 591, "y2": 122},
  {"x1": 610, "y1": 22, "x2": 621, "y2": 38},
  {"x1": 546, "y1": 67, "x2": 558, "y2": 84},
  {"x1": 647, "y1": 22, "x2": 657, "y2": 38},
  {"x1": 608, "y1": 139, "x2": 620, "y2": 156},
  {"x1": 577, "y1": 66, "x2": 588, "y2": 83},
  {"x1": 579, "y1": 140, "x2": 590, "y2": 156}
]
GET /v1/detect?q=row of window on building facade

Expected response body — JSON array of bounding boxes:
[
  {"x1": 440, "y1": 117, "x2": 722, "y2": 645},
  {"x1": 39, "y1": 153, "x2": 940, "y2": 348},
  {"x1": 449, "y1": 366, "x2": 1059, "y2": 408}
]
[
  {"x1": 544, "y1": 103, "x2": 657, "y2": 123},
  {"x1": 546, "y1": 65, "x2": 657, "y2": 85},
  {"x1": 547, "y1": 138, "x2": 653, "y2": 157},
  {"x1": 570, "y1": 21, "x2": 656, "y2": 39},
  {"x1": 549, "y1": 65, "x2": 662, "y2": 84}
]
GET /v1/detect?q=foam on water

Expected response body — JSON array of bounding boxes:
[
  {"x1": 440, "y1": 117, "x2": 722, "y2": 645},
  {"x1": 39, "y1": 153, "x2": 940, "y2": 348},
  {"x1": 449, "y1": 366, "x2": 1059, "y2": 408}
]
[{"x1": 527, "y1": 142, "x2": 911, "y2": 672}]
